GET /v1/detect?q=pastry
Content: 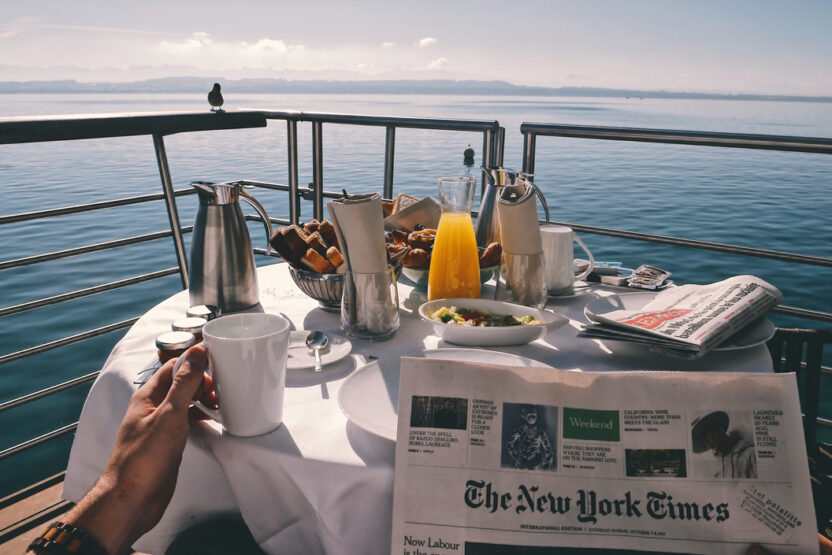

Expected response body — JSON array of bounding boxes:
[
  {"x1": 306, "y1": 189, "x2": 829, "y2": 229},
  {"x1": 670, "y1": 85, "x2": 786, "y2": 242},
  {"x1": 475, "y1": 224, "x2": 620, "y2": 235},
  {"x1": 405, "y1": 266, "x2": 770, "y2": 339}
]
[
  {"x1": 269, "y1": 229, "x2": 294, "y2": 262},
  {"x1": 404, "y1": 248, "x2": 429, "y2": 269},
  {"x1": 389, "y1": 229, "x2": 409, "y2": 245},
  {"x1": 282, "y1": 225, "x2": 310, "y2": 260},
  {"x1": 300, "y1": 248, "x2": 335, "y2": 273},
  {"x1": 318, "y1": 219, "x2": 339, "y2": 248},
  {"x1": 407, "y1": 229, "x2": 437, "y2": 250},
  {"x1": 303, "y1": 219, "x2": 321, "y2": 235},
  {"x1": 326, "y1": 246, "x2": 344, "y2": 269},
  {"x1": 479, "y1": 242, "x2": 502, "y2": 267},
  {"x1": 305, "y1": 231, "x2": 328, "y2": 255}
]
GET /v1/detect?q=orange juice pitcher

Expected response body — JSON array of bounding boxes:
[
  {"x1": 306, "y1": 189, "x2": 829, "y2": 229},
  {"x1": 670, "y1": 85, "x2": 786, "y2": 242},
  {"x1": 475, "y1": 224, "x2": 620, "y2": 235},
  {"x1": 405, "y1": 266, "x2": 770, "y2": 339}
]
[{"x1": 428, "y1": 175, "x2": 481, "y2": 301}]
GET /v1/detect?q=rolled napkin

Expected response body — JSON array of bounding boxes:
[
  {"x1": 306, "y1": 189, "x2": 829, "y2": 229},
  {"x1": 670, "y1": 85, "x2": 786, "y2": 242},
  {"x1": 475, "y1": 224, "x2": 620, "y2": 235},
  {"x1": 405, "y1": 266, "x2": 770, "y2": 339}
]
[
  {"x1": 328, "y1": 193, "x2": 398, "y2": 336},
  {"x1": 497, "y1": 184, "x2": 547, "y2": 307},
  {"x1": 327, "y1": 193, "x2": 387, "y2": 274}
]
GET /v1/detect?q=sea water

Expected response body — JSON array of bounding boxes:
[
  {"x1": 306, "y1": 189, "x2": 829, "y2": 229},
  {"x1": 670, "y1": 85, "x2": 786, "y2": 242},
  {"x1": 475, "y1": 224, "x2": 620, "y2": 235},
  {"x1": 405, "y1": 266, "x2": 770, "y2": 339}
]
[{"x1": 1, "y1": 93, "x2": 831, "y2": 495}]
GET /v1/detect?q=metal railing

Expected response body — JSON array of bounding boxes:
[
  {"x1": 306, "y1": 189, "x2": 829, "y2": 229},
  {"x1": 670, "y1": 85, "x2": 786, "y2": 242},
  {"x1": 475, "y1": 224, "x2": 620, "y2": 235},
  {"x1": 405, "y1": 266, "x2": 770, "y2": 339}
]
[
  {"x1": 1, "y1": 112, "x2": 830, "y2": 485},
  {"x1": 0, "y1": 110, "x2": 501, "y2": 471},
  {"x1": 520, "y1": 123, "x2": 832, "y2": 325}
]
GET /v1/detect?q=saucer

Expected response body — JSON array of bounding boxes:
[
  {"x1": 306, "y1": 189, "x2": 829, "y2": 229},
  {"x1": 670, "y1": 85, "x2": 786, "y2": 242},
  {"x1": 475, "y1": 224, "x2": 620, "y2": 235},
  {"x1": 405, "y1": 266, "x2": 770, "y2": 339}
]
[{"x1": 287, "y1": 331, "x2": 352, "y2": 370}]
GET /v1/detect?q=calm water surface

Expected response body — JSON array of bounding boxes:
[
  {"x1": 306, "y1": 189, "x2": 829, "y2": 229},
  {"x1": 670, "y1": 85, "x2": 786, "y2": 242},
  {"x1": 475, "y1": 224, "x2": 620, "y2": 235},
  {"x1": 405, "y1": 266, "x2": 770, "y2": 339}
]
[{"x1": 1, "y1": 93, "x2": 830, "y2": 494}]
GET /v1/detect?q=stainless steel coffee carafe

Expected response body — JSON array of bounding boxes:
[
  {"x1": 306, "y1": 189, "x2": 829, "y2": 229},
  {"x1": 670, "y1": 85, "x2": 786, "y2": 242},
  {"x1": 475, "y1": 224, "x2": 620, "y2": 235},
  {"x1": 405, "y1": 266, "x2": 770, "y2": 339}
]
[
  {"x1": 475, "y1": 166, "x2": 550, "y2": 247},
  {"x1": 188, "y1": 181, "x2": 272, "y2": 313}
]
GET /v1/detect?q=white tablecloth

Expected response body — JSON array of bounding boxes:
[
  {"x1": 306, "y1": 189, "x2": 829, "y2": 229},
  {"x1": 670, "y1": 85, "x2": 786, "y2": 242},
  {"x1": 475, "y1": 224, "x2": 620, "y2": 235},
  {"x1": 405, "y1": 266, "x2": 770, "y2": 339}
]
[{"x1": 62, "y1": 263, "x2": 773, "y2": 554}]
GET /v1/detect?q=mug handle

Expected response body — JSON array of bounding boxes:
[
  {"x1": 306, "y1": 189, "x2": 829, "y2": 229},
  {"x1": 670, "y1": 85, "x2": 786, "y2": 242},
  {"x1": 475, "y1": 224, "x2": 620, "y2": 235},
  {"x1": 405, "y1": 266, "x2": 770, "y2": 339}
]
[
  {"x1": 573, "y1": 233, "x2": 595, "y2": 282},
  {"x1": 171, "y1": 353, "x2": 224, "y2": 425}
]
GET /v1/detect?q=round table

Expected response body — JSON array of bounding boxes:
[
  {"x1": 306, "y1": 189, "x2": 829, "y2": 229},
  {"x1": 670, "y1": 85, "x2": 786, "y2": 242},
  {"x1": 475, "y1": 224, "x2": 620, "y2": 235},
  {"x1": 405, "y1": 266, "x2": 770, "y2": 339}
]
[{"x1": 62, "y1": 263, "x2": 773, "y2": 555}]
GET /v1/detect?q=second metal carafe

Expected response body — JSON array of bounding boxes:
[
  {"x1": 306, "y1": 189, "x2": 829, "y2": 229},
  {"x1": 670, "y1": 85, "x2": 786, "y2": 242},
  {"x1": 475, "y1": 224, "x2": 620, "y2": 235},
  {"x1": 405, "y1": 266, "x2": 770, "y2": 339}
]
[
  {"x1": 189, "y1": 181, "x2": 272, "y2": 313},
  {"x1": 475, "y1": 166, "x2": 550, "y2": 247}
]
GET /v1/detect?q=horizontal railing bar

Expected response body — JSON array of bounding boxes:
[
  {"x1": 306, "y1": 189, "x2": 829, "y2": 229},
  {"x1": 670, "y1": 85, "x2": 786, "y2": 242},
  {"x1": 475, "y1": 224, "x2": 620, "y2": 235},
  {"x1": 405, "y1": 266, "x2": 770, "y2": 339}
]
[
  {"x1": 771, "y1": 305, "x2": 832, "y2": 324},
  {"x1": 0, "y1": 372, "x2": 100, "y2": 413},
  {"x1": 0, "y1": 111, "x2": 268, "y2": 145},
  {"x1": 0, "y1": 423, "x2": 77, "y2": 461},
  {"x1": 520, "y1": 123, "x2": 832, "y2": 155},
  {"x1": 818, "y1": 417, "x2": 832, "y2": 430},
  {"x1": 0, "y1": 318, "x2": 137, "y2": 367},
  {"x1": 253, "y1": 248, "x2": 284, "y2": 258},
  {"x1": 245, "y1": 215, "x2": 290, "y2": 227},
  {"x1": 264, "y1": 111, "x2": 500, "y2": 133},
  {"x1": 0, "y1": 227, "x2": 194, "y2": 271},
  {"x1": 548, "y1": 219, "x2": 832, "y2": 268},
  {"x1": 0, "y1": 268, "x2": 179, "y2": 318},
  {"x1": 0, "y1": 188, "x2": 195, "y2": 226}
]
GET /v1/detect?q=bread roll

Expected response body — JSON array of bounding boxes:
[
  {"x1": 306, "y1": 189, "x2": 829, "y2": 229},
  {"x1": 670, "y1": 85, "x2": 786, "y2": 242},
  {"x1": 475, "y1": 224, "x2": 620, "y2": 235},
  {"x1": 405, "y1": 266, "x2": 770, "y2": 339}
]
[
  {"x1": 300, "y1": 248, "x2": 335, "y2": 273},
  {"x1": 326, "y1": 246, "x2": 345, "y2": 269}
]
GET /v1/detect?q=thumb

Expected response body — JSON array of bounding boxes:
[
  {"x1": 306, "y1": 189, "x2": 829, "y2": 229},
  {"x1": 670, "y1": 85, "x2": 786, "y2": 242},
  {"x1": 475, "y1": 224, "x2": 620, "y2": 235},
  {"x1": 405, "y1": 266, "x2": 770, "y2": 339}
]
[{"x1": 166, "y1": 345, "x2": 208, "y2": 410}]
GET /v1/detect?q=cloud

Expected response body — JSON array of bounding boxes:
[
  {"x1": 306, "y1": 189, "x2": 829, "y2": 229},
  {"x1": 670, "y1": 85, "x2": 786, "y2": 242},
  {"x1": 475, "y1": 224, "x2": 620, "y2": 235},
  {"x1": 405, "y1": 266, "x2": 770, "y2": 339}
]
[
  {"x1": 416, "y1": 37, "x2": 436, "y2": 48},
  {"x1": 156, "y1": 32, "x2": 308, "y2": 68},
  {"x1": 382, "y1": 41, "x2": 395, "y2": 48},
  {"x1": 427, "y1": 57, "x2": 448, "y2": 70},
  {"x1": 0, "y1": 17, "x2": 40, "y2": 40}
]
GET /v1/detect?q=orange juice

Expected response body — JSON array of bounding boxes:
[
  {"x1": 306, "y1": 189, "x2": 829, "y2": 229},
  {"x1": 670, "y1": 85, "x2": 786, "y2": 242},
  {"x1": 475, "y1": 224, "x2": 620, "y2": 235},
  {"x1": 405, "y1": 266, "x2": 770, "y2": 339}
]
[{"x1": 428, "y1": 211, "x2": 481, "y2": 300}]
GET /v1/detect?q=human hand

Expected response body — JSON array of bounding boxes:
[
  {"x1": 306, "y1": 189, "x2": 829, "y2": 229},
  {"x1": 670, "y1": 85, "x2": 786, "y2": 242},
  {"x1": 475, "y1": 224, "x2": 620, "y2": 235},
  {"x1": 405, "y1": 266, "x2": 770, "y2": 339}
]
[
  {"x1": 61, "y1": 345, "x2": 213, "y2": 555},
  {"x1": 746, "y1": 533, "x2": 832, "y2": 555}
]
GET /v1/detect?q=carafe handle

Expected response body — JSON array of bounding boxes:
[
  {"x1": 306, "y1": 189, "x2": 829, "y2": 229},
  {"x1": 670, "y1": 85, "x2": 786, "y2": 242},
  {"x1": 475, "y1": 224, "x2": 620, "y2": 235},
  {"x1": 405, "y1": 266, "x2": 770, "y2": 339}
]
[
  {"x1": 238, "y1": 188, "x2": 273, "y2": 253},
  {"x1": 517, "y1": 173, "x2": 550, "y2": 224}
]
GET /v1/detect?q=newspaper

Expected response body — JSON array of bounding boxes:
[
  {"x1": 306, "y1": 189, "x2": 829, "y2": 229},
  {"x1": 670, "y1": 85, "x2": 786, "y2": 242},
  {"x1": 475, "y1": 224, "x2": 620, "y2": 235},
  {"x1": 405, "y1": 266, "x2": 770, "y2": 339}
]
[
  {"x1": 391, "y1": 358, "x2": 818, "y2": 554},
  {"x1": 579, "y1": 275, "x2": 783, "y2": 358}
]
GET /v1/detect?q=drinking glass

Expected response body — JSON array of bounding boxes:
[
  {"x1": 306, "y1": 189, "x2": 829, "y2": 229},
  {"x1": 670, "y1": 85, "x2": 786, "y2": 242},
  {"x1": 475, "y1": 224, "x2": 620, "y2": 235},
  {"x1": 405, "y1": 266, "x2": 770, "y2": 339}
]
[
  {"x1": 428, "y1": 176, "x2": 481, "y2": 301},
  {"x1": 341, "y1": 267, "x2": 400, "y2": 340}
]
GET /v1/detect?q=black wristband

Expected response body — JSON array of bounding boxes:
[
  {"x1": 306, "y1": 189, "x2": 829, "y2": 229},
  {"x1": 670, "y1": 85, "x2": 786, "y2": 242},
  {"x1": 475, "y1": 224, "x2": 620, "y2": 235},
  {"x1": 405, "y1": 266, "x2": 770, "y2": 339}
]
[{"x1": 27, "y1": 520, "x2": 108, "y2": 555}]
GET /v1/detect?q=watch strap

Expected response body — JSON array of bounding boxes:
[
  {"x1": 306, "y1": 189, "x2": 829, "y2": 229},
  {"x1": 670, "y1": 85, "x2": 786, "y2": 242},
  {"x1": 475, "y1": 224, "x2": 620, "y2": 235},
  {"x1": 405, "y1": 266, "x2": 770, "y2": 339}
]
[{"x1": 27, "y1": 520, "x2": 108, "y2": 555}]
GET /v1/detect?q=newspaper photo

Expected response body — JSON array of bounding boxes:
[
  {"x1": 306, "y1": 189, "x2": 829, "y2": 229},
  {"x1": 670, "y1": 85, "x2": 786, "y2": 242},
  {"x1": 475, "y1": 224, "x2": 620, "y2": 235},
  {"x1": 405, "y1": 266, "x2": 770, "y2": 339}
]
[
  {"x1": 579, "y1": 275, "x2": 783, "y2": 358},
  {"x1": 391, "y1": 358, "x2": 818, "y2": 554}
]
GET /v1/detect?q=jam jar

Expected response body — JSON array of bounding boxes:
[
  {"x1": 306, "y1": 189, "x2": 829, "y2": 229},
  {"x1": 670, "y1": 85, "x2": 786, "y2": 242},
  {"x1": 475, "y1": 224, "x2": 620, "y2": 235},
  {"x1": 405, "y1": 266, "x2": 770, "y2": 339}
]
[
  {"x1": 186, "y1": 305, "x2": 221, "y2": 321},
  {"x1": 171, "y1": 317, "x2": 208, "y2": 344},
  {"x1": 155, "y1": 331, "x2": 196, "y2": 363}
]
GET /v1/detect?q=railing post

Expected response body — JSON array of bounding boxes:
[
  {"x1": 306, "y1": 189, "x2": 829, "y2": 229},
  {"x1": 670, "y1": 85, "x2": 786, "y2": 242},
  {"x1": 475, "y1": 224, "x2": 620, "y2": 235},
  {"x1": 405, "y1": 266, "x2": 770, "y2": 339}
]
[
  {"x1": 522, "y1": 131, "x2": 536, "y2": 175},
  {"x1": 384, "y1": 126, "x2": 395, "y2": 200},
  {"x1": 481, "y1": 129, "x2": 493, "y2": 196},
  {"x1": 152, "y1": 133, "x2": 189, "y2": 289},
  {"x1": 494, "y1": 127, "x2": 505, "y2": 167},
  {"x1": 287, "y1": 119, "x2": 300, "y2": 225},
  {"x1": 311, "y1": 121, "x2": 324, "y2": 221}
]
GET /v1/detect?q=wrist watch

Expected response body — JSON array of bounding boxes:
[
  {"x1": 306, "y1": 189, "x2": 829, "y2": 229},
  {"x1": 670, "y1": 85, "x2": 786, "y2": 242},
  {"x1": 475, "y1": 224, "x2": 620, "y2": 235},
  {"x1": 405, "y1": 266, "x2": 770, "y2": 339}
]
[{"x1": 27, "y1": 521, "x2": 108, "y2": 555}]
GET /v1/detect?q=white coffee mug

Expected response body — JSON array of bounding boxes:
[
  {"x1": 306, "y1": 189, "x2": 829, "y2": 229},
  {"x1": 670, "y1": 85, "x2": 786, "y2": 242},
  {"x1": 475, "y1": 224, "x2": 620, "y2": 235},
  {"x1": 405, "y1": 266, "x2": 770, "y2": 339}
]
[
  {"x1": 540, "y1": 225, "x2": 595, "y2": 295},
  {"x1": 176, "y1": 313, "x2": 290, "y2": 437}
]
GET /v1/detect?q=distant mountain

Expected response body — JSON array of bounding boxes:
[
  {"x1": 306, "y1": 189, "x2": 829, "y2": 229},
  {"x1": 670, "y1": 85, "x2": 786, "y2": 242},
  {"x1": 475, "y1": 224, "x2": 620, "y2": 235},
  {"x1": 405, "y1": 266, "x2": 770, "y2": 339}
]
[{"x1": 1, "y1": 77, "x2": 830, "y2": 102}]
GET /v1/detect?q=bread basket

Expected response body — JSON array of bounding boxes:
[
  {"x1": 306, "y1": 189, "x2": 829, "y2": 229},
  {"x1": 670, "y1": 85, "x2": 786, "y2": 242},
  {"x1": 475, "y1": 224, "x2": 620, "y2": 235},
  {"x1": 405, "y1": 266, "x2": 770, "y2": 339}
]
[
  {"x1": 287, "y1": 254, "x2": 406, "y2": 312},
  {"x1": 288, "y1": 265, "x2": 344, "y2": 312}
]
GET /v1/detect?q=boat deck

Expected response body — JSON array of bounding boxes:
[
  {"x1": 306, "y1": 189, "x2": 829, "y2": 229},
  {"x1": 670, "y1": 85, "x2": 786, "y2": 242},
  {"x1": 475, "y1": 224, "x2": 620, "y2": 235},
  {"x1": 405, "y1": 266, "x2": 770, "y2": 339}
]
[{"x1": 0, "y1": 473, "x2": 72, "y2": 551}]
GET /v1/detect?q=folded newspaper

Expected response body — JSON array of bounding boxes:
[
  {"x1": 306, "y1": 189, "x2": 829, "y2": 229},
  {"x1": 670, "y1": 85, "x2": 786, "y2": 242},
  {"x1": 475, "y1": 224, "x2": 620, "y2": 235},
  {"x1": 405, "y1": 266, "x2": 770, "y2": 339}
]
[
  {"x1": 579, "y1": 275, "x2": 782, "y2": 358},
  {"x1": 392, "y1": 358, "x2": 818, "y2": 554}
]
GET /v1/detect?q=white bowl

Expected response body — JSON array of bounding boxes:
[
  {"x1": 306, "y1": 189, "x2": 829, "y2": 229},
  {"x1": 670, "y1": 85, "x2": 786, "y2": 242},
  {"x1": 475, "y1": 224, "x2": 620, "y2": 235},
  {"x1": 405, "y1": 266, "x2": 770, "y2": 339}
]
[{"x1": 419, "y1": 298, "x2": 567, "y2": 346}]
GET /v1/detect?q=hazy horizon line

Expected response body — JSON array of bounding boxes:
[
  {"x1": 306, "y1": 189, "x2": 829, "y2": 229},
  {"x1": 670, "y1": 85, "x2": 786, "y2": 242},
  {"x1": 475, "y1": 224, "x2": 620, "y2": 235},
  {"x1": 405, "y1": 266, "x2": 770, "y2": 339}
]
[{"x1": 1, "y1": 77, "x2": 831, "y2": 102}]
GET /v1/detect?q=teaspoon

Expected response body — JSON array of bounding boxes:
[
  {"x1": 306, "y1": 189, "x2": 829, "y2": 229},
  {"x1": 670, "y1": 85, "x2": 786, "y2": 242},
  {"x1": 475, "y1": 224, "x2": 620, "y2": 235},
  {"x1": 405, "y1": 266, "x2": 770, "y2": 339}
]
[{"x1": 305, "y1": 331, "x2": 329, "y2": 372}]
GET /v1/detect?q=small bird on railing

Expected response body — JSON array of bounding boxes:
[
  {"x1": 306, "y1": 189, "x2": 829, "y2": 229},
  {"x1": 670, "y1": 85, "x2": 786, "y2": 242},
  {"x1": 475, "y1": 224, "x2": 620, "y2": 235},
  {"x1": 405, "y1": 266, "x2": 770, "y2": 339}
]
[{"x1": 208, "y1": 83, "x2": 224, "y2": 112}]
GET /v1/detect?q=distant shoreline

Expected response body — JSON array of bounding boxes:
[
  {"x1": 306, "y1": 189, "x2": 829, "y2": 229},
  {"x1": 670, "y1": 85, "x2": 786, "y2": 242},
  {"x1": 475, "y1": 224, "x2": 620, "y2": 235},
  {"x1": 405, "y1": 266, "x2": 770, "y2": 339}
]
[{"x1": 1, "y1": 78, "x2": 831, "y2": 103}]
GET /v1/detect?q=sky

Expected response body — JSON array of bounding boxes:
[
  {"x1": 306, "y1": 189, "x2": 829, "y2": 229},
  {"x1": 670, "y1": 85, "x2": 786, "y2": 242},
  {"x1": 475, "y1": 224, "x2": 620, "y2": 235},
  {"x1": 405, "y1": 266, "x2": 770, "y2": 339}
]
[{"x1": 1, "y1": 0, "x2": 831, "y2": 95}]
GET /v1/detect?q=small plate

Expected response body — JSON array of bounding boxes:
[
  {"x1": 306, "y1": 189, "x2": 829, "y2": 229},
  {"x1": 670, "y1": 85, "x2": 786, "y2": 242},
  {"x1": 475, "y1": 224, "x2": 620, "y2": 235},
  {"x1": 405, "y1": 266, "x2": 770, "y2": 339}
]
[
  {"x1": 584, "y1": 292, "x2": 775, "y2": 351},
  {"x1": 401, "y1": 264, "x2": 499, "y2": 288},
  {"x1": 287, "y1": 331, "x2": 352, "y2": 370},
  {"x1": 419, "y1": 298, "x2": 567, "y2": 346},
  {"x1": 338, "y1": 348, "x2": 552, "y2": 441}
]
